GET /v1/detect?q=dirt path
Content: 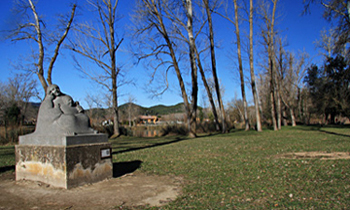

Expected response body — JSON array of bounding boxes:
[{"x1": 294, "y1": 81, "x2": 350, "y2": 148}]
[
  {"x1": 277, "y1": 151, "x2": 350, "y2": 160},
  {"x1": 0, "y1": 171, "x2": 183, "y2": 210}
]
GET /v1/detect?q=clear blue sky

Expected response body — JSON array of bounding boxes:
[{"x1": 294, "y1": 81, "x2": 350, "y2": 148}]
[{"x1": 0, "y1": 0, "x2": 330, "y2": 109}]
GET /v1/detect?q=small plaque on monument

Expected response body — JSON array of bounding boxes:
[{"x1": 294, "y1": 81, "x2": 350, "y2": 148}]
[
  {"x1": 100, "y1": 148, "x2": 112, "y2": 159},
  {"x1": 15, "y1": 84, "x2": 113, "y2": 189}
]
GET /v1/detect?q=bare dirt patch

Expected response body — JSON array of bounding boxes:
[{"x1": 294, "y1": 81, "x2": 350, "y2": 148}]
[
  {"x1": 0, "y1": 171, "x2": 183, "y2": 210},
  {"x1": 277, "y1": 151, "x2": 350, "y2": 160}
]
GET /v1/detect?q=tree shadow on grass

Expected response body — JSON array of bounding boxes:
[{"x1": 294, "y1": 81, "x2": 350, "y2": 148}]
[
  {"x1": 295, "y1": 125, "x2": 350, "y2": 138},
  {"x1": 113, "y1": 160, "x2": 142, "y2": 178},
  {"x1": 317, "y1": 130, "x2": 350, "y2": 138},
  {"x1": 0, "y1": 165, "x2": 15, "y2": 174},
  {"x1": 111, "y1": 132, "x2": 228, "y2": 155},
  {"x1": 112, "y1": 137, "x2": 187, "y2": 155}
]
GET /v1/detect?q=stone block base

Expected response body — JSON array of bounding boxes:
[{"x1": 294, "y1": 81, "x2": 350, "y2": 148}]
[{"x1": 15, "y1": 143, "x2": 113, "y2": 189}]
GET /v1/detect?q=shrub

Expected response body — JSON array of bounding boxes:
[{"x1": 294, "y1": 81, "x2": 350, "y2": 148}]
[
  {"x1": 161, "y1": 124, "x2": 188, "y2": 136},
  {"x1": 92, "y1": 125, "x2": 128, "y2": 138},
  {"x1": 0, "y1": 126, "x2": 35, "y2": 145}
]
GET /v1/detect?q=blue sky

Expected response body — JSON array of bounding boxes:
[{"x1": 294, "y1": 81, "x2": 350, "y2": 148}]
[{"x1": 0, "y1": 0, "x2": 330, "y2": 108}]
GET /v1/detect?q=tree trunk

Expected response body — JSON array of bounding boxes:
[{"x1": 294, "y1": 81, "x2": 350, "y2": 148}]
[
  {"x1": 302, "y1": 96, "x2": 308, "y2": 125},
  {"x1": 37, "y1": 73, "x2": 48, "y2": 93},
  {"x1": 279, "y1": 87, "x2": 295, "y2": 127},
  {"x1": 109, "y1": 0, "x2": 120, "y2": 136},
  {"x1": 270, "y1": 89, "x2": 277, "y2": 130},
  {"x1": 290, "y1": 108, "x2": 296, "y2": 126},
  {"x1": 269, "y1": 0, "x2": 278, "y2": 131},
  {"x1": 276, "y1": 37, "x2": 283, "y2": 130},
  {"x1": 28, "y1": 0, "x2": 48, "y2": 92},
  {"x1": 4, "y1": 119, "x2": 8, "y2": 142},
  {"x1": 128, "y1": 107, "x2": 131, "y2": 127},
  {"x1": 47, "y1": 4, "x2": 76, "y2": 86},
  {"x1": 151, "y1": 0, "x2": 192, "y2": 136},
  {"x1": 269, "y1": 56, "x2": 278, "y2": 130},
  {"x1": 170, "y1": 49, "x2": 191, "y2": 136},
  {"x1": 203, "y1": 0, "x2": 226, "y2": 133},
  {"x1": 195, "y1": 48, "x2": 221, "y2": 131},
  {"x1": 248, "y1": 0, "x2": 262, "y2": 132},
  {"x1": 112, "y1": 94, "x2": 120, "y2": 136},
  {"x1": 347, "y1": 1, "x2": 350, "y2": 21},
  {"x1": 282, "y1": 108, "x2": 287, "y2": 126},
  {"x1": 233, "y1": 0, "x2": 249, "y2": 131},
  {"x1": 185, "y1": 0, "x2": 198, "y2": 137},
  {"x1": 276, "y1": 90, "x2": 282, "y2": 129},
  {"x1": 112, "y1": 69, "x2": 120, "y2": 136}
]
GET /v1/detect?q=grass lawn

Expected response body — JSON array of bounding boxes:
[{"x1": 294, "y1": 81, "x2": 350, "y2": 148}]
[
  {"x1": 1, "y1": 125, "x2": 350, "y2": 209},
  {"x1": 0, "y1": 145, "x2": 15, "y2": 172}
]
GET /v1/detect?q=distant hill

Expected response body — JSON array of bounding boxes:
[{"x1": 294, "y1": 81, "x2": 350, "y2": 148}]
[
  {"x1": 26, "y1": 102, "x2": 187, "y2": 120},
  {"x1": 118, "y1": 102, "x2": 185, "y2": 116},
  {"x1": 30, "y1": 102, "x2": 41, "y2": 108}
]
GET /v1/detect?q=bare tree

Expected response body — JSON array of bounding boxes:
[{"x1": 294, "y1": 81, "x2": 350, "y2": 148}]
[
  {"x1": 275, "y1": 37, "x2": 287, "y2": 126},
  {"x1": 273, "y1": 36, "x2": 310, "y2": 127},
  {"x1": 213, "y1": 0, "x2": 250, "y2": 131},
  {"x1": 287, "y1": 52, "x2": 309, "y2": 125},
  {"x1": 184, "y1": 0, "x2": 199, "y2": 137},
  {"x1": 6, "y1": 74, "x2": 39, "y2": 125},
  {"x1": 202, "y1": 0, "x2": 227, "y2": 133},
  {"x1": 195, "y1": 47, "x2": 221, "y2": 131},
  {"x1": 259, "y1": 0, "x2": 279, "y2": 130},
  {"x1": 84, "y1": 92, "x2": 105, "y2": 126},
  {"x1": 213, "y1": 0, "x2": 262, "y2": 131},
  {"x1": 7, "y1": 0, "x2": 76, "y2": 92},
  {"x1": 314, "y1": 28, "x2": 348, "y2": 58},
  {"x1": 323, "y1": 0, "x2": 350, "y2": 54},
  {"x1": 232, "y1": 0, "x2": 250, "y2": 131},
  {"x1": 314, "y1": 28, "x2": 337, "y2": 58},
  {"x1": 0, "y1": 74, "x2": 38, "y2": 143},
  {"x1": 175, "y1": 0, "x2": 224, "y2": 133},
  {"x1": 132, "y1": 0, "x2": 201, "y2": 137},
  {"x1": 126, "y1": 95, "x2": 137, "y2": 127},
  {"x1": 305, "y1": 0, "x2": 350, "y2": 55},
  {"x1": 227, "y1": 96, "x2": 244, "y2": 124},
  {"x1": 248, "y1": 0, "x2": 262, "y2": 131},
  {"x1": 70, "y1": 0, "x2": 124, "y2": 136}
]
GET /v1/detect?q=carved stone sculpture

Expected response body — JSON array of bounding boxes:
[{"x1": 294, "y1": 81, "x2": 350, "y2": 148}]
[
  {"x1": 16, "y1": 84, "x2": 112, "y2": 189},
  {"x1": 33, "y1": 84, "x2": 96, "y2": 135}
]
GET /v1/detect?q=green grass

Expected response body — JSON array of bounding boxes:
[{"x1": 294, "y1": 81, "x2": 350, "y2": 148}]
[
  {"x1": 112, "y1": 126, "x2": 350, "y2": 209},
  {"x1": 2, "y1": 125, "x2": 350, "y2": 209},
  {"x1": 0, "y1": 145, "x2": 15, "y2": 172}
]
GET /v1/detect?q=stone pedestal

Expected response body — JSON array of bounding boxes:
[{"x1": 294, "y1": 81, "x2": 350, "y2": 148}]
[{"x1": 16, "y1": 134, "x2": 112, "y2": 189}]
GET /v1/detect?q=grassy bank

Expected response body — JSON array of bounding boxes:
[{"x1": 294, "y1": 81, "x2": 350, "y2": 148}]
[{"x1": 1, "y1": 125, "x2": 350, "y2": 209}]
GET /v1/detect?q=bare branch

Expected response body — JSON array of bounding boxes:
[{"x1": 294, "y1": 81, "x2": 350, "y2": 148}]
[{"x1": 47, "y1": 4, "x2": 76, "y2": 85}]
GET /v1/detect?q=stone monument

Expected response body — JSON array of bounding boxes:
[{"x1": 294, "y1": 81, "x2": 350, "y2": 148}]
[{"x1": 16, "y1": 84, "x2": 113, "y2": 189}]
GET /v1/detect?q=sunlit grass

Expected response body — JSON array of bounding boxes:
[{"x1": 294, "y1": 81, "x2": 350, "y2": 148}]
[
  {"x1": 1, "y1": 125, "x2": 350, "y2": 209},
  {"x1": 113, "y1": 126, "x2": 350, "y2": 209}
]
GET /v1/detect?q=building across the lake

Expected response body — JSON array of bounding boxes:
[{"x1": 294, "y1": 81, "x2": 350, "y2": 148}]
[{"x1": 139, "y1": 115, "x2": 158, "y2": 124}]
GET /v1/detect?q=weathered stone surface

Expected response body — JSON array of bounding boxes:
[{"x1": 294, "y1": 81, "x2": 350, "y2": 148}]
[
  {"x1": 66, "y1": 143, "x2": 113, "y2": 188},
  {"x1": 16, "y1": 143, "x2": 113, "y2": 189},
  {"x1": 19, "y1": 133, "x2": 108, "y2": 146}
]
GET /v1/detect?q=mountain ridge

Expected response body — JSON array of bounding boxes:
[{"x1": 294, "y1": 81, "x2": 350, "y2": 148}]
[
  {"x1": 118, "y1": 102, "x2": 185, "y2": 115},
  {"x1": 26, "y1": 102, "x2": 190, "y2": 122}
]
